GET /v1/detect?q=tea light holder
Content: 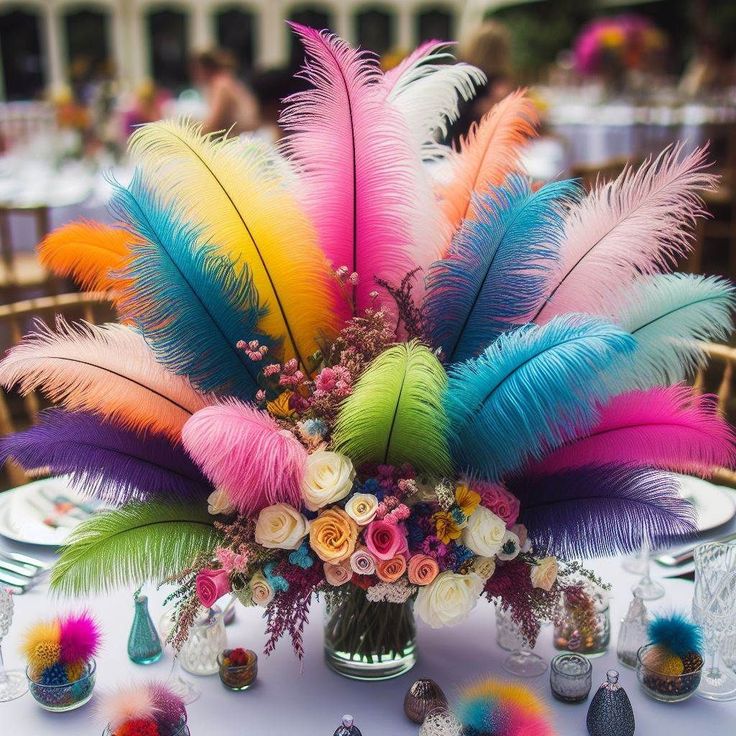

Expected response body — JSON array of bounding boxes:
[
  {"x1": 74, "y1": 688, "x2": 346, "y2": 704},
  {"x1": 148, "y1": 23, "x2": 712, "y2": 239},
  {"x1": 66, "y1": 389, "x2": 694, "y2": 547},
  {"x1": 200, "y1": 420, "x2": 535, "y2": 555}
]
[
  {"x1": 550, "y1": 653, "x2": 593, "y2": 704},
  {"x1": 218, "y1": 648, "x2": 258, "y2": 691}
]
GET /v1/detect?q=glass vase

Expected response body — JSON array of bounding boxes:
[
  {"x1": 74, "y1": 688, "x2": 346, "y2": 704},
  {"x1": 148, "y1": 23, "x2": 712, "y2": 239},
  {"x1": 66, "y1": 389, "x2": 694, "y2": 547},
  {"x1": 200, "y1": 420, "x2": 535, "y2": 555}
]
[
  {"x1": 128, "y1": 593, "x2": 163, "y2": 665},
  {"x1": 495, "y1": 604, "x2": 547, "y2": 677},
  {"x1": 554, "y1": 583, "x2": 610, "y2": 657},
  {"x1": 178, "y1": 607, "x2": 227, "y2": 676},
  {"x1": 324, "y1": 588, "x2": 416, "y2": 680}
]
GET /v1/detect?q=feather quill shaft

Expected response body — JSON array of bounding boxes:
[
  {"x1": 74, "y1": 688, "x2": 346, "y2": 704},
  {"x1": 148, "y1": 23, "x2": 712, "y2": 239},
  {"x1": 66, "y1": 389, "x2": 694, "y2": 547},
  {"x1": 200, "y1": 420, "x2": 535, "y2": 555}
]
[{"x1": 0, "y1": 319, "x2": 209, "y2": 441}]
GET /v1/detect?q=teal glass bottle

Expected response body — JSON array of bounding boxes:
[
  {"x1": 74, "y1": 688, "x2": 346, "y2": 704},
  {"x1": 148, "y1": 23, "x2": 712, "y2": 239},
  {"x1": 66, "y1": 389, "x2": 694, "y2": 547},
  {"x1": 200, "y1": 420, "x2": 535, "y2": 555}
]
[{"x1": 127, "y1": 593, "x2": 163, "y2": 664}]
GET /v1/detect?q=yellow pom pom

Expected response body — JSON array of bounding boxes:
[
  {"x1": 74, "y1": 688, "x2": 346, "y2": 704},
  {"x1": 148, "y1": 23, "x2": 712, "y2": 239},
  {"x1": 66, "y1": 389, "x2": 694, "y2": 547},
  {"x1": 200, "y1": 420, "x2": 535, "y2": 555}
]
[
  {"x1": 643, "y1": 644, "x2": 684, "y2": 676},
  {"x1": 22, "y1": 620, "x2": 61, "y2": 671},
  {"x1": 65, "y1": 661, "x2": 86, "y2": 682}
]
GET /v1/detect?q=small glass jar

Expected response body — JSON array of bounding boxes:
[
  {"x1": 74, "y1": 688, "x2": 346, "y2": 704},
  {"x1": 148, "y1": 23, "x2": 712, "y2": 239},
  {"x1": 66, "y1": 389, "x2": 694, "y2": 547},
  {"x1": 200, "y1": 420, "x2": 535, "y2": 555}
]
[
  {"x1": 103, "y1": 715, "x2": 190, "y2": 735},
  {"x1": 636, "y1": 643, "x2": 703, "y2": 702},
  {"x1": 218, "y1": 649, "x2": 258, "y2": 690},
  {"x1": 550, "y1": 653, "x2": 593, "y2": 703},
  {"x1": 27, "y1": 659, "x2": 96, "y2": 712},
  {"x1": 554, "y1": 584, "x2": 610, "y2": 657}
]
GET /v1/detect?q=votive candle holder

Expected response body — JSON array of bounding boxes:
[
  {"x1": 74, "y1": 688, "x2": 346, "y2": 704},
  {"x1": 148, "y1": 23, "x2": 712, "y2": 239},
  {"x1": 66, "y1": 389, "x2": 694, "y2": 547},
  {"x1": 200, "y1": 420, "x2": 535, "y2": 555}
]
[{"x1": 550, "y1": 653, "x2": 593, "y2": 704}]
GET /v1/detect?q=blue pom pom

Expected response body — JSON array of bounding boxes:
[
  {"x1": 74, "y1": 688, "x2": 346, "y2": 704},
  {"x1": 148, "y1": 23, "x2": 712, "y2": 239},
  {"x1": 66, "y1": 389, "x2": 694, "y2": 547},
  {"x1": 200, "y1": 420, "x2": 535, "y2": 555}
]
[
  {"x1": 457, "y1": 696, "x2": 501, "y2": 733},
  {"x1": 288, "y1": 541, "x2": 314, "y2": 569},
  {"x1": 648, "y1": 611, "x2": 703, "y2": 657},
  {"x1": 40, "y1": 662, "x2": 69, "y2": 686}
]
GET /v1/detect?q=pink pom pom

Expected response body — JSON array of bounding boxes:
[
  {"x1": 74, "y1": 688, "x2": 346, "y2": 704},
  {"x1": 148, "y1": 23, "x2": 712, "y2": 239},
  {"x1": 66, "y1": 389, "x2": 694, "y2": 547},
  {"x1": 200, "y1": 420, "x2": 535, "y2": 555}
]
[
  {"x1": 96, "y1": 684, "x2": 156, "y2": 729},
  {"x1": 182, "y1": 399, "x2": 307, "y2": 514},
  {"x1": 147, "y1": 682, "x2": 186, "y2": 730},
  {"x1": 506, "y1": 706, "x2": 556, "y2": 736},
  {"x1": 59, "y1": 610, "x2": 101, "y2": 665}
]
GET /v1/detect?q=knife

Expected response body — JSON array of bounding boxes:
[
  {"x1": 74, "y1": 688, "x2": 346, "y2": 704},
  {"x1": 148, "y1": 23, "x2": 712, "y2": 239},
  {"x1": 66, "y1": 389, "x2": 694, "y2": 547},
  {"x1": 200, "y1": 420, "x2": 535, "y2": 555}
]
[{"x1": 655, "y1": 531, "x2": 736, "y2": 567}]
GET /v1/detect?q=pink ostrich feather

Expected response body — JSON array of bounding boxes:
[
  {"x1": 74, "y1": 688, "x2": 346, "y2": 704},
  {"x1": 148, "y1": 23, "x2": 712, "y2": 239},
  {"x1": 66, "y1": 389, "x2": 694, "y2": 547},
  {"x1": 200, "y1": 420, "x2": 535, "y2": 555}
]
[
  {"x1": 59, "y1": 610, "x2": 101, "y2": 665},
  {"x1": 280, "y1": 24, "x2": 445, "y2": 313},
  {"x1": 533, "y1": 144, "x2": 718, "y2": 323},
  {"x1": 96, "y1": 684, "x2": 157, "y2": 729},
  {"x1": 182, "y1": 399, "x2": 307, "y2": 514},
  {"x1": 528, "y1": 385, "x2": 736, "y2": 476}
]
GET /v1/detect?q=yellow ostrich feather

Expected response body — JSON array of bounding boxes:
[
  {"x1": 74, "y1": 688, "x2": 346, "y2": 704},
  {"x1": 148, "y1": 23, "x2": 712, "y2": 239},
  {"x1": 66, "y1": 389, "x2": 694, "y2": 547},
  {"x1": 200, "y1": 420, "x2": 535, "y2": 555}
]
[
  {"x1": 128, "y1": 120, "x2": 343, "y2": 372},
  {"x1": 22, "y1": 620, "x2": 61, "y2": 671}
]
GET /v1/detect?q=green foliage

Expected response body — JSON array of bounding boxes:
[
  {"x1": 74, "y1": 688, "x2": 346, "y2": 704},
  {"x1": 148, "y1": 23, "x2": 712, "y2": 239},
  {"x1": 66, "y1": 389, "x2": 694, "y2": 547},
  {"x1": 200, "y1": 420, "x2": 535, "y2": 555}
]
[
  {"x1": 50, "y1": 501, "x2": 220, "y2": 596},
  {"x1": 332, "y1": 341, "x2": 451, "y2": 477}
]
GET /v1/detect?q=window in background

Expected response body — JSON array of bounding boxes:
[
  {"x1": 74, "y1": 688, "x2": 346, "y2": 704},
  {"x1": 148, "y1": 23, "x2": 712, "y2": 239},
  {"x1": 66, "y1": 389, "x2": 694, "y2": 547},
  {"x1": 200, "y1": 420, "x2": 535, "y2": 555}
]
[
  {"x1": 64, "y1": 7, "x2": 111, "y2": 100},
  {"x1": 417, "y1": 6, "x2": 454, "y2": 44},
  {"x1": 216, "y1": 7, "x2": 257, "y2": 76},
  {"x1": 0, "y1": 8, "x2": 45, "y2": 100},
  {"x1": 147, "y1": 7, "x2": 190, "y2": 92},
  {"x1": 287, "y1": 5, "x2": 333, "y2": 69},
  {"x1": 355, "y1": 7, "x2": 395, "y2": 55}
]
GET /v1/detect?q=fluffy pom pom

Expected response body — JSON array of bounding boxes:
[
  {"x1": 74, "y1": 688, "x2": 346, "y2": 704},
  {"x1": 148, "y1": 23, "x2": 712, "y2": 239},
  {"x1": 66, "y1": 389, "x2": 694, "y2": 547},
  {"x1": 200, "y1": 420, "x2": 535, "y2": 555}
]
[
  {"x1": 648, "y1": 611, "x2": 703, "y2": 658},
  {"x1": 147, "y1": 682, "x2": 186, "y2": 730},
  {"x1": 182, "y1": 399, "x2": 308, "y2": 514},
  {"x1": 59, "y1": 610, "x2": 101, "y2": 664},
  {"x1": 97, "y1": 684, "x2": 157, "y2": 729},
  {"x1": 40, "y1": 662, "x2": 69, "y2": 686},
  {"x1": 22, "y1": 620, "x2": 61, "y2": 671},
  {"x1": 115, "y1": 719, "x2": 160, "y2": 736}
]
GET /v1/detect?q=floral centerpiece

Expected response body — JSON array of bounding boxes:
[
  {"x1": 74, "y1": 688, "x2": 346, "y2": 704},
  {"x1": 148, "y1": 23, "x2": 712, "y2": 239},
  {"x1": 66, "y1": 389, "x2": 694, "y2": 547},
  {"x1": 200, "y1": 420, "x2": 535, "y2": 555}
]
[{"x1": 0, "y1": 27, "x2": 733, "y2": 680}]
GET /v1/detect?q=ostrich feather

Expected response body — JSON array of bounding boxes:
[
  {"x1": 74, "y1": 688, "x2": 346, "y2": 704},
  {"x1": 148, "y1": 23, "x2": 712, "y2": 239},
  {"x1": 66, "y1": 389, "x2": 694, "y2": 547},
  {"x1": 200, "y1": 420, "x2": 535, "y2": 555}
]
[
  {"x1": 509, "y1": 466, "x2": 696, "y2": 558},
  {"x1": 50, "y1": 501, "x2": 218, "y2": 595},
  {"x1": 614, "y1": 273, "x2": 735, "y2": 387},
  {"x1": 96, "y1": 684, "x2": 157, "y2": 729},
  {"x1": 111, "y1": 175, "x2": 273, "y2": 399},
  {"x1": 0, "y1": 409, "x2": 212, "y2": 504},
  {"x1": 384, "y1": 41, "x2": 485, "y2": 159},
  {"x1": 332, "y1": 342, "x2": 451, "y2": 477},
  {"x1": 533, "y1": 144, "x2": 718, "y2": 323},
  {"x1": 58, "y1": 611, "x2": 101, "y2": 665},
  {"x1": 425, "y1": 176, "x2": 577, "y2": 363},
  {"x1": 38, "y1": 220, "x2": 130, "y2": 292},
  {"x1": 527, "y1": 386, "x2": 736, "y2": 475},
  {"x1": 0, "y1": 319, "x2": 209, "y2": 441},
  {"x1": 182, "y1": 399, "x2": 307, "y2": 514},
  {"x1": 128, "y1": 118, "x2": 339, "y2": 371},
  {"x1": 438, "y1": 90, "x2": 538, "y2": 231},
  {"x1": 445, "y1": 315, "x2": 635, "y2": 480},
  {"x1": 280, "y1": 24, "x2": 447, "y2": 310}
]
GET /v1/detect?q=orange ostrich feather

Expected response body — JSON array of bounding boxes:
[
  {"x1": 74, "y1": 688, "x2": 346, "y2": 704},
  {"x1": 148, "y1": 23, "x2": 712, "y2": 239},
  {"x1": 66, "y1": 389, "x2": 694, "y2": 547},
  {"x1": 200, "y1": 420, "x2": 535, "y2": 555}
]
[{"x1": 38, "y1": 220, "x2": 130, "y2": 292}]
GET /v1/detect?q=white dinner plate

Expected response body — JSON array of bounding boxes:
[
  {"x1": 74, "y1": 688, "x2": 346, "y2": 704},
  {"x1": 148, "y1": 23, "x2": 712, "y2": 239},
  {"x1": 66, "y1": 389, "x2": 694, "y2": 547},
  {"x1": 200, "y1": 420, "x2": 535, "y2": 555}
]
[
  {"x1": 0, "y1": 476, "x2": 101, "y2": 546},
  {"x1": 675, "y1": 474, "x2": 736, "y2": 533}
]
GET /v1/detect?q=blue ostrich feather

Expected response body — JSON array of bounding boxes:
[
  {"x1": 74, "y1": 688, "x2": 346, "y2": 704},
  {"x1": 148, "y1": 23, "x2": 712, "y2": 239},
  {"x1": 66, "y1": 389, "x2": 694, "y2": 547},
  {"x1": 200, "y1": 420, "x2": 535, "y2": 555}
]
[
  {"x1": 648, "y1": 611, "x2": 703, "y2": 657},
  {"x1": 424, "y1": 175, "x2": 578, "y2": 364},
  {"x1": 445, "y1": 314, "x2": 635, "y2": 480},
  {"x1": 109, "y1": 172, "x2": 276, "y2": 400}
]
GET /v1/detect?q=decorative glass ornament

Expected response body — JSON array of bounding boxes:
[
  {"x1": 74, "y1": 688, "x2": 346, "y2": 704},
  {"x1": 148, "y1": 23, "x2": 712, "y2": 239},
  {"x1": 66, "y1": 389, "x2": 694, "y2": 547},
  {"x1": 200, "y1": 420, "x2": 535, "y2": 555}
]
[
  {"x1": 617, "y1": 593, "x2": 649, "y2": 669},
  {"x1": 418, "y1": 709, "x2": 462, "y2": 736},
  {"x1": 179, "y1": 606, "x2": 227, "y2": 675},
  {"x1": 128, "y1": 592, "x2": 163, "y2": 664},
  {"x1": 404, "y1": 678, "x2": 448, "y2": 724},
  {"x1": 586, "y1": 670, "x2": 635, "y2": 736},
  {"x1": 333, "y1": 714, "x2": 363, "y2": 736},
  {"x1": 0, "y1": 587, "x2": 27, "y2": 701}
]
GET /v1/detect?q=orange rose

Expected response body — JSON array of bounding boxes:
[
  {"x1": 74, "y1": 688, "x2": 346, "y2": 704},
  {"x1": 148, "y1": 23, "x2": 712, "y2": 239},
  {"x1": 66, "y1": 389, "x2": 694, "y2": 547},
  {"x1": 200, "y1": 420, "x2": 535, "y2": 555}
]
[
  {"x1": 375, "y1": 554, "x2": 407, "y2": 583},
  {"x1": 309, "y1": 507, "x2": 359, "y2": 563},
  {"x1": 407, "y1": 554, "x2": 440, "y2": 586}
]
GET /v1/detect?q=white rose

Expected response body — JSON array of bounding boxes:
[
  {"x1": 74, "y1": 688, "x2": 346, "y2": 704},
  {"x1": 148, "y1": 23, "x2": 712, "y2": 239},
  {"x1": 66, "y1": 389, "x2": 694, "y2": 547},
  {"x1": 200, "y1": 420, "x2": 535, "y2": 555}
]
[
  {"x1": 462, "y1": 506, "x2": 507, "y2": 558},
  {"x1": 415, "y1": 571, "x2": 484, "y2": 629},
  {"x1": 255, "y1": 503, "x2": 309, "y2": 550},
  {"x1": 344, "y1": 493, "x2": 379, "y2": 525},
  {"x1": 471, "y1": 556, "x2": 496, "y2": 581},
  {"x1": 302, "y1": 451, "x2": 355, "y2": 511},
  {"x1": 207, "y1": 488, "x2": 235, "y2": 515},
  {"x1": 249, "y1": 572, "x2": 274, "y2": 606}
]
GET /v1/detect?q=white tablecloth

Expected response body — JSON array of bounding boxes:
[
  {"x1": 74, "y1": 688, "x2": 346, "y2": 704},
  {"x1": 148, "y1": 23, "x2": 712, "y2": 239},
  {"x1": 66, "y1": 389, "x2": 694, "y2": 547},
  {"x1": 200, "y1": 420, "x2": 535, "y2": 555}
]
[{"x1": 2, "y1": 534, "x2": 735, "y2": 735}]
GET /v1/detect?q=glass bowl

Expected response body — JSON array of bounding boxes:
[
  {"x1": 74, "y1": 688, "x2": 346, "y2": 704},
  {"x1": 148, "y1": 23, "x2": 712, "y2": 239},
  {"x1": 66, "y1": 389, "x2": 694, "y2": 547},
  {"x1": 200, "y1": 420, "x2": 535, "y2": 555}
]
[
  {"x1": 102, "y1": 715, "x2": 190, "y2": 735},
  {"x1": 218, "y1": 649, "x2": 258, "y2": 691},
  {"x1": 26, "y1": 659, "x2": 96, "y2": 712},
  {"x1": 636, "y1": 643, "x2": 703, "y2": 702}
]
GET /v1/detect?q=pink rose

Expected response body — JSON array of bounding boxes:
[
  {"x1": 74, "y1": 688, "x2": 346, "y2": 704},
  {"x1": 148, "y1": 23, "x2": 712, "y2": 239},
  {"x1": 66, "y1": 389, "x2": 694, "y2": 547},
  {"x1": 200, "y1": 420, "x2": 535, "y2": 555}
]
[
  {"x1": 196, "y1": 568, "x2": 231, "y2": 608},
  {"x1": 364, "y1": 520, "x2": 408, "y2": 561},
  {"x1": 324, "y1": 561, "x2": 352, "y2": 586},
  {"x1": 475, "y1": 481, "x2": 520, "y2": 527},
  {"x1": 350, "y1": 547, "x2": 377, "y2": 576},
  {"x1": 407, "y1": 554, "x2": 439, "y2": 586}
]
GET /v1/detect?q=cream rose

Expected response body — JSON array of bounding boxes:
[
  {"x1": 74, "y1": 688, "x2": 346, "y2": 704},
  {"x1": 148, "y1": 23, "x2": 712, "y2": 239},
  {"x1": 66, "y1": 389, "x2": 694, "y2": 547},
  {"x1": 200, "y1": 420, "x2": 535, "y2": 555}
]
[
  {"x1": 471, "y1": 556, "x2": 496, "y2": 581},
  {"x1": 255, "y1": 503, "x2": 309, "y2": 550},
  {"x1": 302, "y1": 451, "x2": 356, "y2": 511},
  {"x1": 344, "y1": 493, "x2": 379, "y2": 525},
  {"x1": 249, "y1": 572, "x2": 274, "y2": 606},
  {"x1": 415, "y1": 571, "x2": 484, "y2": 629},
  {"x1": 530, "y1": 556, "x2": 558, "y2": 591},
  {"x1": 462, "y1": 506, "x2": 507, "y2": 558},
  {"x1": 207, "y1": 488, "x2": 235, "y2": 515}
]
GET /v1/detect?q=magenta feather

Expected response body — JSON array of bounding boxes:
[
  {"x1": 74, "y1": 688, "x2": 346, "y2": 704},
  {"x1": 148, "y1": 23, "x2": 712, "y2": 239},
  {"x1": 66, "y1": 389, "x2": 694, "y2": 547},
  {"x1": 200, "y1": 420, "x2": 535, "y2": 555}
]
[
  {"x1": 533, "y1": 144, "x2": 717, "y2": 322},
  {"x1": 527, "y1": 385, "x2": 736, "y2": 475},
  {"x1": 182, "y1": 399, "x2": 307, "y2": 514},
  {"x1": 147, "y1": 682, "x2": 186, "y2": 730},
  {"x1": 280, "y1": 24, "x2": 446, "y2": 312},
  {"x1": 59, "y1": 610, "x2": 101, "y2": 664}
]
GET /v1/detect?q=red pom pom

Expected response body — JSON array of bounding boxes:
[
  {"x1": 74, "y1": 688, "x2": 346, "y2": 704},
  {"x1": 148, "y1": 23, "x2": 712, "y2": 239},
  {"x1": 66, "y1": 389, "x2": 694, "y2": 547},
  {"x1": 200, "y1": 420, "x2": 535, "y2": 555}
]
[{"x1": 114, "y1": 719, "x2": 160, "y2": 736}]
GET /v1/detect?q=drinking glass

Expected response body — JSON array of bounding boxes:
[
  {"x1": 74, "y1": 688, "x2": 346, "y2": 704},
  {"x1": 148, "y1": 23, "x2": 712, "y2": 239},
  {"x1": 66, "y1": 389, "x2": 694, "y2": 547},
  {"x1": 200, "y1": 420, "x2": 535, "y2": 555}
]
[
  {"x1": 692, "y1": 541, "x2": 736, "y2": 700},
  {"x1": 0, "y1": 587, "x2": 27, "y2": 702},
  {"x1": 631, "y1": 532, "x2": 664, "y2": 601},
  {"x1": 495, "y1": 604, "x2": 547, "y2": 677}
]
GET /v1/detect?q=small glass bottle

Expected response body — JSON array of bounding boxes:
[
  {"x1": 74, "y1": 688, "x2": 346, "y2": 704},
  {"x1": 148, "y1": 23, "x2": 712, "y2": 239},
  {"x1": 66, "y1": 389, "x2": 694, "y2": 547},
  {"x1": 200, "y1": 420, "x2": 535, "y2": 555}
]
[
  {"x1": 128, "y1": 592, "x2": 163, "y2": 664},
  {"x1": 586, "y1": 670, "x2": 635, "y2": 736},
  {"x1": 616, "y1": 593, "x2": 649, "y2": 669}
]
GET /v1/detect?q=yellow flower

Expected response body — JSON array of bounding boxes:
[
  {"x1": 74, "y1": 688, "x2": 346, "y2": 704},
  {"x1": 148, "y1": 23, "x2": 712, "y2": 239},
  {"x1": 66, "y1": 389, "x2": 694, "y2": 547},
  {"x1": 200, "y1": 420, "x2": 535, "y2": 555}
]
[
  {"x1": 309, "y1": 507, "x2": 359, "y2": 563},
  {"x1": 267, "y1": 391, "x2": 294, "y2": 418},
  {"x1": 455, "y1": 483, "x2": 481, "y2": 518},
  {"x1": 433, "y1": 510, "x2": 462, "y2": 544}
]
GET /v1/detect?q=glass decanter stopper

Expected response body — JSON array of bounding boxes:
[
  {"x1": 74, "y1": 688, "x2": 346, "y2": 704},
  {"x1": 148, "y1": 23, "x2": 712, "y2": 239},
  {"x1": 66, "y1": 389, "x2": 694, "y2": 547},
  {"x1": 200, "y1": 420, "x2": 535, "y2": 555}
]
[
  {"x1": 0, "y1": 587, "x2": 28, "y2": 701},
  {"x1": 617, "y1": 593, "x2": 649, "y2": 669},
  {"x1": 333, "y1": 714, "x2": 362, "y2": 736},
  {"x1": 128, "y1": 591, "x2": 163, "y2": 664},
  {"x1": 586, "y1": 670, "x2": 635, "y2": 736}
]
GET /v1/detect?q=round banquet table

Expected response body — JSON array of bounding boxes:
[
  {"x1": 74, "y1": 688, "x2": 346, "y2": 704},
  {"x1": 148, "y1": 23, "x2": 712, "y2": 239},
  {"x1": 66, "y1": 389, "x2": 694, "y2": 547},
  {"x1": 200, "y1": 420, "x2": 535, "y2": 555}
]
[{"x1": 2, "y1": 527, "x2": 736, "y2": 734}]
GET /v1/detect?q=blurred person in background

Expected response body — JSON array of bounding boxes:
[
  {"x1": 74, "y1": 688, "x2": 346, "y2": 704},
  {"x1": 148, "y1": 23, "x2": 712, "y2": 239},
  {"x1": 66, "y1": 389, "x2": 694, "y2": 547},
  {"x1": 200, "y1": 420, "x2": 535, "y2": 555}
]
[
  {"x1": 191, "y1": 49, "x2": 260, "y2": 136},
  {"x1": 121, "y1": 80, "x2": 169, "y2": 139}
]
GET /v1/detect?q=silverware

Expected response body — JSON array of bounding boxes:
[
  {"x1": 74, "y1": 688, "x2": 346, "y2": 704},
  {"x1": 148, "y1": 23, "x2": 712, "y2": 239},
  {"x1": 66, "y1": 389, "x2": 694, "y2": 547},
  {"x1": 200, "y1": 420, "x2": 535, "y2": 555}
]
[
  {"x1": 1, "y1": 551, "x2": 48, "y2": 570},
  {"x1": 0, "y1": 568, "x2": 32, "y2": 589},
  {"x1": 655, "y1": 532, "x2": 736, "y2": 567},
  {"x1": 0, "y1": 557, "x2": 38, "y2": 577}
]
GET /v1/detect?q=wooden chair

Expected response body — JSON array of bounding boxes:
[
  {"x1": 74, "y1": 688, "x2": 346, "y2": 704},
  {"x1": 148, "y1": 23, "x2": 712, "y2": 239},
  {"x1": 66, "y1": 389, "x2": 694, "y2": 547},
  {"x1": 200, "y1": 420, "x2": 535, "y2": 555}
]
[{"x1": 0, "y1": 292, "x2": 114, "y2": 488}]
